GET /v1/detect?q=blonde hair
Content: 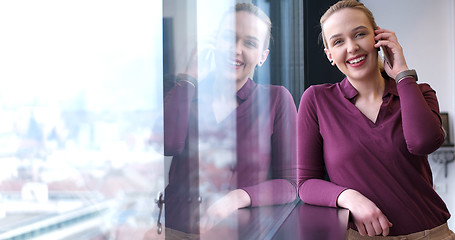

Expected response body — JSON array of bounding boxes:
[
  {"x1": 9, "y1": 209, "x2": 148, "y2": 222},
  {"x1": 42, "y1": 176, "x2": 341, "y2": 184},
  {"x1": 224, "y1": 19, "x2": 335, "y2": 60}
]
[
  {"x1": 320, "y1": 0, "x2": 377, "y2": 49},
  {"x1": 230, "y1": 3, "x2": 272, "y2": 50}
]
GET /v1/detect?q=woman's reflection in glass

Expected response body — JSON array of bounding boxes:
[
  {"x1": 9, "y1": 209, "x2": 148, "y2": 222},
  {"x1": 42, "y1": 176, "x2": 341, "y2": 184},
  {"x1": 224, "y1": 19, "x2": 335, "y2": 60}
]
[{"x1": 162, "y1": 3, "x2": 297, "y2": 237}]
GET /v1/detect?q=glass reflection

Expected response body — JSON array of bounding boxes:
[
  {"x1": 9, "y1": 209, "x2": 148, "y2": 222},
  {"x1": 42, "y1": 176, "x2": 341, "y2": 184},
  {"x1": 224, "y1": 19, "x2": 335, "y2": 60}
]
[{"x1": 161, "y1": 1, "x2": 297, "y2": 238}]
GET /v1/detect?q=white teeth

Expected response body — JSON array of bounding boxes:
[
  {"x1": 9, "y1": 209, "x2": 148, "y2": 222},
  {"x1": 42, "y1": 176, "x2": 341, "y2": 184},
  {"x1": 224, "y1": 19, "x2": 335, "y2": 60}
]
[
  {"x1": 348, "y1": 56, "x2": 365, "y2": 64},
  {"x1": 231, "y1": 61, "x2": 242, "y2": 66}
]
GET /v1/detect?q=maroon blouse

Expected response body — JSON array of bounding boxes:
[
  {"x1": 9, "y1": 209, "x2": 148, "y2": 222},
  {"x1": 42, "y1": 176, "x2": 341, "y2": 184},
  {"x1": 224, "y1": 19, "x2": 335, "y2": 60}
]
[
  {"x1": 297, "y1": 76, "x2": 450, "y2": 235},
  {"x1": 164, "y1": 77, "x2": 297, "y2": 233}
]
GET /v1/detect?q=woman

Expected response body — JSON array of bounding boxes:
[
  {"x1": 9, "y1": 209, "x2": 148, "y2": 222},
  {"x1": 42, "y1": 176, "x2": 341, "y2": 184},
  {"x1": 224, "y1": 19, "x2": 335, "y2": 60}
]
[
  {"x1": 164, "y1": 3, "x2": 297, "y2": 235},
  {"x1": 297, "y1": 0, "x2": 454, "y2": 238}
]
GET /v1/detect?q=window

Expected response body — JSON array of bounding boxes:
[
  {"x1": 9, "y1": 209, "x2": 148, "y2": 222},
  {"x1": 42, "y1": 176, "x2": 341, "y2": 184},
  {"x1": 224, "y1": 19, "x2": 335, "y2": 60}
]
[
  {"x1": 0, "y1": 1, "x2": 163, "y2": 239},
  {"x1": 0, "y1": 0, "x2": 345, "y2": 239}
]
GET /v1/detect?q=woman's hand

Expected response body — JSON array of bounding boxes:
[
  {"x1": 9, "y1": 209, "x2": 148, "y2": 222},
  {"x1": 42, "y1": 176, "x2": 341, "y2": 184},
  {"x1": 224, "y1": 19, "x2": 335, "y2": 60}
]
[
  {"x1": 337, "y1": 189, "x2": 393, "y2": 237},
  {"x1": 374, "y1": 27, "x2": 409, "y2": 80},
  {"x1": 200, "y1": 189, "x2": 251, "y2": 233},
  {"x1": 184, "y1": 37, "x2": 216, "y2": 81}
]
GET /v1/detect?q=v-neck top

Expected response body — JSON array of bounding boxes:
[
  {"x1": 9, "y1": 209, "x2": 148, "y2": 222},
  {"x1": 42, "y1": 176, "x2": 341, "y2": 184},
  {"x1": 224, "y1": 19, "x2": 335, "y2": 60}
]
[{"x1": 297, "y1": 76, "x2": 449, "y2": 235}]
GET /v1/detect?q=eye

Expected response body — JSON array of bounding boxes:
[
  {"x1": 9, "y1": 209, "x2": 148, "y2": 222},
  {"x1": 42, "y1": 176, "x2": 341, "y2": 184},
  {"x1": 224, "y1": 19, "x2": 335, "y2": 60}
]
[
  {"x1": 333, "y1": 39, "x2": 342, "y2": 46},
  {"x1": 355, "y1": 32, "x2": 366, "y2": 38},
  {"x1": 245, "y1": 40, "x2": 257, "y2": 48}
]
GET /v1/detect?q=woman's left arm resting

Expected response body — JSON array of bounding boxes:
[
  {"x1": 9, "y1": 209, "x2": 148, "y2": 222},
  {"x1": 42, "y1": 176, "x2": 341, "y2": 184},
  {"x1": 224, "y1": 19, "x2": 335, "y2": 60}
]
[{"x1": 243, "y1": 86, "x2": 298, "y2": 207}]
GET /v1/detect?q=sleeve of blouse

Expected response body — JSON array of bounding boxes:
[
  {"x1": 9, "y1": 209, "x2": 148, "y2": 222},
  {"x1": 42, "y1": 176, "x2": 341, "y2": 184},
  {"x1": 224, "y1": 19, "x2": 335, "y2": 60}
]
[
  {"x1": 397, "y1": 77, "x2": 445, "y2": 155},
  {"x1": 163, "y1": 80, "x2": 196, "y2": 156},
  {"x1": 297, "y1": 86, "x2": 347, "y2": 208},
  {"x1": 241, "y1": 86, "x2": 298, "y2": 207}
]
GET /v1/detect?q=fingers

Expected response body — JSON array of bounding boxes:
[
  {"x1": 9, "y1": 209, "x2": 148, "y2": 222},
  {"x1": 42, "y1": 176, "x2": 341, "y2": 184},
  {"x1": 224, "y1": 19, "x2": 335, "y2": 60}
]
[
  {"x1": 185, "y1": 42, "x2": 216, "y2": 80},
  {"x1": 355, "y1": 221, "x2": 392, "y2": 237},
  {"x1": 372, "y1": 221, "x2": 384, "y2": 236},
  {"x1": 374, "y1": 34, "x2": 399, "y2": 50},
  {"x1": 200, "y1": 207, "x2": 225, "y2": 233},
  {"x1": 355, "y1": 221, "x2": 368, "y2": 236},
  {"x1": 374, "y1": 27, "x2": 410, "y2": 75},
  {"x1": 365, "y1": 222, "x2": 377, "y2": 237},
  {"x1": 373, "y1": 28, "x2": 401, "y2": 58},
  {"x1": 339, "y1": 190, "x2": 394, "y2": 237},
  {"x1": 199, "y1": 214, "x2": 216, "y2": 233},
  {"x1": 374, "y1": 27, "x2": 399, "y2": 48},
  {"x1": 357, "y1": 221, "x2": 382, "y2": 237},
  {"x1": 375, "y1": 32, "x2": 397, "y2": 44},
  {"x1": 355, "y1": 217, "x2": 392, "y2": 237},
  {"x1": 378, "y1": 217, "x2": 393, "y2": 236}
]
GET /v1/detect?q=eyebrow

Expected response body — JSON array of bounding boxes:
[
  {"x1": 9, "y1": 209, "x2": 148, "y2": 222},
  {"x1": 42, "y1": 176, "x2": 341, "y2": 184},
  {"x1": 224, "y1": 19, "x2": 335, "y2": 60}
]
[
  {"x1": 245, "y1": 36, "x2": 260, "y2": 42},
  {"x1": 328, "y1": 25, "x2": 369, "y2": 41},
  {"x1": 221, "y1": 30, "x2": 259, "y2": 42}
]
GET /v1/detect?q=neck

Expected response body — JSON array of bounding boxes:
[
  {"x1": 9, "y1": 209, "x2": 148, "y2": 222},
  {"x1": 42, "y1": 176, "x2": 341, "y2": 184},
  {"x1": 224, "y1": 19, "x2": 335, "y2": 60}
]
[
  {"x1": 213, "y1": 75, "x2": 249, "y2": 98},
  {"x1": 236, "y1": 77, "x2": 249, "y2": 92},
  {"x1": 348, "y1": 69, "x2": 385, "y2": 100}
]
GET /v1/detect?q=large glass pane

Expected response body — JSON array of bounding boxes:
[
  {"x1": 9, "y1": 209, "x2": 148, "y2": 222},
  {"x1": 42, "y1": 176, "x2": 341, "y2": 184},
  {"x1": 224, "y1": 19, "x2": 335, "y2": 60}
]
[
  {"x1": 0, "y1": 1, "x2": 163, "y2": 239},
  {"x1": 161, "y1": 0, "x2": 299, "y2": 239}
]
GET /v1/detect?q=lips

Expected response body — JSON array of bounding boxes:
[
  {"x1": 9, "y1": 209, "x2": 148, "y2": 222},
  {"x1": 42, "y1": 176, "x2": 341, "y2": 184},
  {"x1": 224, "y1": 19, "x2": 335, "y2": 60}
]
[
  {"x1": 229, "y1": 59, "x2": 244, "y2": 69},
  {"x1": 346, "y1": 55, "x2": 366, "y2": 67}
]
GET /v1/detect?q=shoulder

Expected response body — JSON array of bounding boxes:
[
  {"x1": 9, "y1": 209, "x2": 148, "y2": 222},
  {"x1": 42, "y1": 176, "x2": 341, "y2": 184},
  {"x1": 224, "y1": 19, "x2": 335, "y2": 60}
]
[
  {"x1": 272, "y1": 84, "x2": 292, "y2": 97},
  {"x1": 259, "y1": 83, "x2": 294, "y2": 103},
  {"x1": 298, "y1": 83, "x2": 345, "y2": 117},
  {"x1": 300, "y1": 83, "x2": 338, "y2": 103},
  {"x1": 256, "y1": 84, "x2": 297, "y2": 115}
]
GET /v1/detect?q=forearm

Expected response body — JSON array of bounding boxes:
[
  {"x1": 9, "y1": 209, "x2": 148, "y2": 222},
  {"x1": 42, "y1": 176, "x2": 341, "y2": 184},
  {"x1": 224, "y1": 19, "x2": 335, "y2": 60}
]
[
  {"x1": 398, "y1": 78, "x2": 444, "y2": 154},
  {"x1": 244, "y1": 87, "x2": 298, "y2": 207},
  {"x1": 163, "y1": 80, "x2": 196, "y2": 155},
  {"x1": 299, "y1": 178, "x2": 347, "y2": 208},
  {"x1": 242, "y1": 179, "x2": 297, "y2": 207},
  {"x1": 296, "y1": 88, "x2": 345, "y2": 207}
]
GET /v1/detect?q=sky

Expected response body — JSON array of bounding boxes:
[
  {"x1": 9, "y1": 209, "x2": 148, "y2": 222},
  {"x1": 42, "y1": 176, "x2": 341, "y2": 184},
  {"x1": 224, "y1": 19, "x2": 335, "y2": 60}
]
[{"x1": 0, "y1": 0, "x2": 162, "y2": 112}]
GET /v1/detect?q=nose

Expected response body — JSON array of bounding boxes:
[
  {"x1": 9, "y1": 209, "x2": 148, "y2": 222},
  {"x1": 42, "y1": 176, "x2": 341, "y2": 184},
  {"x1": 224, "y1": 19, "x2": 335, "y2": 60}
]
[
  {"x1": 234, "y1": 40, "x2": 242, "y2": 55},
  {"x1": 226, "y1": 39, "x2": 242, "y2": 56},
  {"x1": 347, "y1": 39, "x2": 360, "y2": 53}
]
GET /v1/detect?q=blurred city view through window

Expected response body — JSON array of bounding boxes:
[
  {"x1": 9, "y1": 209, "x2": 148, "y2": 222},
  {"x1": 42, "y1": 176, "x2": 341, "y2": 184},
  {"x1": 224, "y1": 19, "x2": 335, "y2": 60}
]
[{"x1": 0, "y1": 1, "x2": 164, "y2": 239}]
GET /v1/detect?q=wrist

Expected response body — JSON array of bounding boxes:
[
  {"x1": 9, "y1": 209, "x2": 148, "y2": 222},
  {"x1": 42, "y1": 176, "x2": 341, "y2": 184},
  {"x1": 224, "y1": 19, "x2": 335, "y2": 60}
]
[
  {"x1": 177, "y1": 73, "x2": 198, "y2": 87},
  {"x1": 394, "y1": 69, "x2": 418, "y2": 84},
  {"x1": 337, "y1": 189, "x2": 357, "y2": 209},
  {"x1": 232, "y1": 189, "x2": 251, "y2": 208}
]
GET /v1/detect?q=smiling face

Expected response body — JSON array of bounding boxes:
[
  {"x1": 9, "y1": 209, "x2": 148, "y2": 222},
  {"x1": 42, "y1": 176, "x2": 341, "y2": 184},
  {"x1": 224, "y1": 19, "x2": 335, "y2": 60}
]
[
  {"x1": 323, "y1": 8, "x2": 379, "y2": 81},
  {"x1": 215, "y1": 11, "x2": 270, "y2": 85}
]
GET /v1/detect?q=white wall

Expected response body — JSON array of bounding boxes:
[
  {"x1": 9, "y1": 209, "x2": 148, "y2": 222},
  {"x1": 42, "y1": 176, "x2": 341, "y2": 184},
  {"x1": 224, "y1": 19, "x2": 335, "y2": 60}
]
[{"x1": 362, "y1": 0, "x2": 455, "y2": 230}]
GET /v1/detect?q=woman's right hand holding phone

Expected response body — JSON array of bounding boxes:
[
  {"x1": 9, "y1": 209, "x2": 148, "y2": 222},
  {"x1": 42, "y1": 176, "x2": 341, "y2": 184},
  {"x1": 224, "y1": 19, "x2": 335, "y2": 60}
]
[
  {"x1": 184, "y1": 36, "x2": 216, "y2": 82},
  {"x1": 337, "y1": 189, "x2": 393, "y2": 237},
  {"x1": 374, "y1": 27, "x2": 410, "y2": 80}
]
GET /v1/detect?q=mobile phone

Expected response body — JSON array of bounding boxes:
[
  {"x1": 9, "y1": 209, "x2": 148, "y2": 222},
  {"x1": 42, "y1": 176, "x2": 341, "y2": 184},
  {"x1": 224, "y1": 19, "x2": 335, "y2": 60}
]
[{"x1": 380, "y1": 46, "x2": 393, "y2": 69}]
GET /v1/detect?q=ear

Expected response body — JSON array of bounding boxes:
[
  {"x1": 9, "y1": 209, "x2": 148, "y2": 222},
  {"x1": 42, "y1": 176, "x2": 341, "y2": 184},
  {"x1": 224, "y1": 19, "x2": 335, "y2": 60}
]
[
  {"x1": 258, "y1": 49, "x2": 270, "y2": 67},
  {"x1": 324, "y1": 48, "x2": 334, "y2": 65}
]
